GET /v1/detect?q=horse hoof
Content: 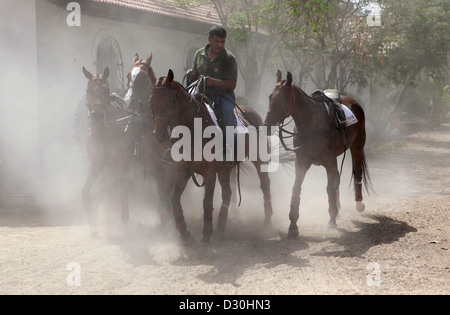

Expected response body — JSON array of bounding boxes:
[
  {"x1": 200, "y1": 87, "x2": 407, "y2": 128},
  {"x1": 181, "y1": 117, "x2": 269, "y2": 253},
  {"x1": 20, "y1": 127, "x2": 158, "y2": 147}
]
[
  {"x1": 261, "y1": 221, "x2": 278, "y2": 239},
  {"x1": 356, "y1": 201, "x2": 365, "y2": 212},
  {"x1": 328, "y1": 218, "x2": 337, "y2": 229},
  {"x1": 181, "y1": 231, "x2": 194, "y2": 246},
  {"x1": 201, "y1": 236, "x2": 211, "y2": 244},
  {"x1": 287, "y1": 228, "x2": 299, "y2": 239},
  {"x1": 264, "y1": 219, "x2": 274, "y2": 229}
]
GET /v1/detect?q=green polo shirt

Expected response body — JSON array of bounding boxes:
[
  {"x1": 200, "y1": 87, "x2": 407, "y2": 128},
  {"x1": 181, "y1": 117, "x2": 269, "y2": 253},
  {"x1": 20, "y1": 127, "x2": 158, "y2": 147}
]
[{"x1": 192, "y1": 44, "x2": 238, "y2": 99}]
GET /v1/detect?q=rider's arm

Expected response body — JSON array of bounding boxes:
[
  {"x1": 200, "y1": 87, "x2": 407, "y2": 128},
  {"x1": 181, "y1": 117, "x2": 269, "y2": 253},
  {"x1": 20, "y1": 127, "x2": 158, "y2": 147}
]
[{"x1": 187, "y1": 68, "x2": 198, "y2": 82}]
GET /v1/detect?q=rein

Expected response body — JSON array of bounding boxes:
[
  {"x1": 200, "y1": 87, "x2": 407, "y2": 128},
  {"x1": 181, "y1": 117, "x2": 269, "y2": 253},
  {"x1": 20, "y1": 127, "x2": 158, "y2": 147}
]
[
  {"x1": 275, "y1": 86, "x2": 303, "y2": 152},
  {"x1": 88, "y1": 97, "x2": 141, "y2": 135}
]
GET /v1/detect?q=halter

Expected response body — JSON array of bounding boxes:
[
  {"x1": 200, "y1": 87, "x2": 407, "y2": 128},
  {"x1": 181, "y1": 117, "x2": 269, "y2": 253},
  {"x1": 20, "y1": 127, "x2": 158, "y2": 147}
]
[
  {"x1": 267, "y1": 84, "x2": 296, "y2": 126},
  {"x1": 151, "y1": 83, "x2": 179, "y2": 139},
  {"x1": 86, "y1": 79, "x2": 139, "y2": 134},
  {"x1": 267, "y1": 84, "x2": 307, "y2": 152}
]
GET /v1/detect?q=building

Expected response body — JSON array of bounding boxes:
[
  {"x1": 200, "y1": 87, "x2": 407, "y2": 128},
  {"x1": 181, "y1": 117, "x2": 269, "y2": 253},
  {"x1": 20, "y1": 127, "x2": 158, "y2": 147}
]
[{"x1": 0, "y1": 0, "x2": 229, "y2": 205}]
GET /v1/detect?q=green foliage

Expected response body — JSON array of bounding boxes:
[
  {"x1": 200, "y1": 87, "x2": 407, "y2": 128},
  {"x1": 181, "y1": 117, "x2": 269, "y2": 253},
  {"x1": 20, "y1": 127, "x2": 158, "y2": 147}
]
[
  {"x1": 177, "y1": 0, "x2": 449, "y2": 128},
  {"x1": 380, "y1": 0, "x2": 450, "y2": 86}
]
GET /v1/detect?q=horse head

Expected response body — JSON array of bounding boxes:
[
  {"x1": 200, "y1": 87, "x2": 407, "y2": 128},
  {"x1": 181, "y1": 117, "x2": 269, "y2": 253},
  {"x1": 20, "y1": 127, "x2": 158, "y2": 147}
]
[
  {"x1": 124, "y1": 52, "x2": 156, "y2": 112},
  {"x1": 83, "y1": 66, "x2": 111, "y2": 125},
  {"x1": 264, "y1": 70, "x2": 295, "y2": 130},
  {"x1": 149, "y1": 69, "x2": 184, "y2": 143}
]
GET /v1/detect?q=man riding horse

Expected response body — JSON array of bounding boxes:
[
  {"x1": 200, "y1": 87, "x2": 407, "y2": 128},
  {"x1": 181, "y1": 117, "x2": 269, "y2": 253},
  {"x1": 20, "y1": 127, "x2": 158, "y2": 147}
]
[{"x1": 162, "y1": 25, "x2": 238, "y2": 165}]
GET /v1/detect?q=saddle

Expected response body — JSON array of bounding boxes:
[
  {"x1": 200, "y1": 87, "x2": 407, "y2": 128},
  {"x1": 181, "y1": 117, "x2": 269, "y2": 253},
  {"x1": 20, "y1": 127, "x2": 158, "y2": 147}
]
[
  {"x1": 311, "y1": 89, "x2": 346, "y2": 132},
  {"x1": 186, "y1": 78, "x2": 224, "y2": 127},
  {"x1": 110, "y1": 93, "x2": 127, "y2": 112}
]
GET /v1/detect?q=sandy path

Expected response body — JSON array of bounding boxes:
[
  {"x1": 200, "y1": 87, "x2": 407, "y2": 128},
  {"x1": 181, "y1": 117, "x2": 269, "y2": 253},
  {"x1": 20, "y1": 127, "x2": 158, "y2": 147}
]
[{"x1": 0, "y1": 124, "x2": 449, "y2": 295}]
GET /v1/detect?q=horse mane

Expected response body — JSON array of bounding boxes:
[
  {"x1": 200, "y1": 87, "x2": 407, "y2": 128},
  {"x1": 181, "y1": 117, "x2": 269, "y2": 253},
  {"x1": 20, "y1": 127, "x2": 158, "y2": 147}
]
[
  {"x1": 290, "y1": 83, "x2": 327, "y2": 113},
  {"x1": 154, "y1": 76, "x2": 195, "y2": 104}
]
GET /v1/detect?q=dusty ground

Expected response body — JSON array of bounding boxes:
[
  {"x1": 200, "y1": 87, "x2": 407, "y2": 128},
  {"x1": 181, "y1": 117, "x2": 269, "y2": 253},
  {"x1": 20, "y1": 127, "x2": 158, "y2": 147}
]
[{"x1": 0, "y1": 123, "x2": 449, "y2": 295}]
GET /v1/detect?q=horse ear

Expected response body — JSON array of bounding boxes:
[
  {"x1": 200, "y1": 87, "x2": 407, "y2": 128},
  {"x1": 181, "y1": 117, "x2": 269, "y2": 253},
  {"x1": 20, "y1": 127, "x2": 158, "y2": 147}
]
[
  {"x1": 145, "y1": 52, "x2": 152, "y2": 65},
  {"x1": 276, "y1": 70, "x2": 282, "y2": 83},
  {"x1": 103, "y1": 67, "x2": 110, "y2": 80},
  {"x1": 286, "y1": 71, "x2": 292, "y2": 86},
  {"x1": 167, "y1": 69, "x2": 174, "y2": 84},
  {"x1": 82, "y1": 66, "x2": 93, "y2": 80},
  {"x1": 133, "y1": 53, "x2": 139, "y2": 64}
]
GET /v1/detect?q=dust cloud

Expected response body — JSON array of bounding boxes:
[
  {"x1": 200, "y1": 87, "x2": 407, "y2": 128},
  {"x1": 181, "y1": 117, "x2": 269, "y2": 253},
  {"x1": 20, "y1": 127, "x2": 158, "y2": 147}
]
[{"x1": 0, "y1": 0, "x2": 433, "y2": 248}]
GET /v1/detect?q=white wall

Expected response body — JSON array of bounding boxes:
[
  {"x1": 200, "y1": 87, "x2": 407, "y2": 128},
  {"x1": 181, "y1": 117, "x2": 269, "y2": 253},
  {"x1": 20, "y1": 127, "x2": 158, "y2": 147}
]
[
  {"x1": 0, "y1": 0, "x2": 40, "y2": 203},
  {"x1": 0, "y1": 0, "x2": 210, "y2": 205}
]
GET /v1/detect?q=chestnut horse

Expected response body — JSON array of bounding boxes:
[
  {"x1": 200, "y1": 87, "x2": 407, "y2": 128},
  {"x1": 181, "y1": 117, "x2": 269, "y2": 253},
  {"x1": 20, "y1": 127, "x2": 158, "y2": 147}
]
[
  {"x1": 148, "y1": 69, "x2": 274, "y2": 244},
  {"x1": 124, "y1": 53, "x2": 174, "y2": 225},
  {"x1": 264, "y1": 71, "x2": 372, "y2": 237},
  {"x1": 81, "y1": 66, "x2": 143, "y2": 231}
]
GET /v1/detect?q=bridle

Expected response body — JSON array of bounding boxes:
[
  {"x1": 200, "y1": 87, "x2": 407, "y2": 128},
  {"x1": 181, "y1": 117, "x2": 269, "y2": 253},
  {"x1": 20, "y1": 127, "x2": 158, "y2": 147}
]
[
  {"x1": 266, "y1": 84, "x2": 296, "y2": 127},
  {"x1": 85, "y1": 78, "x2": 110, "y2": 127},
  {"x1": 86, "y1": 78, "x2": 137, "y2": 133},
  {"x1": 151, "y1": 83, "x2": 179, "y2": 141},
  {"x1": 125, "y1": 61, "x2": 153, "y2": 112},
  {"x1": 151, "y1": 78, "x2": 208, "y2": 142},
  {"x1": 266, "y1": 84, "x2": 303, "y2": 152}
]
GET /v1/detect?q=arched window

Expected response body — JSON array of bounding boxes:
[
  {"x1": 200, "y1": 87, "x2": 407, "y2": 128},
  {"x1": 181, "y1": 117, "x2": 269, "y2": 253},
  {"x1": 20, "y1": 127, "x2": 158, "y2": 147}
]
[
  {"x1": 96, "y1": 36, "x2": 124, "y2": 94},
  {"x1": 185, "y1": 46, "x2": 199, "y2": 71}
]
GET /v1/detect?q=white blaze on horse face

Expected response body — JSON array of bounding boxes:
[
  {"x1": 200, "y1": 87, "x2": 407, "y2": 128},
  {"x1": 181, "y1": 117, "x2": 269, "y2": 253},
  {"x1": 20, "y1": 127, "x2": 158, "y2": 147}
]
[
  {"x1": 124, "y1": 67, "x2": 142, "y2": 102},
  {"x1": 124, "y1": 87, "x2": 133, "y2": 103}
]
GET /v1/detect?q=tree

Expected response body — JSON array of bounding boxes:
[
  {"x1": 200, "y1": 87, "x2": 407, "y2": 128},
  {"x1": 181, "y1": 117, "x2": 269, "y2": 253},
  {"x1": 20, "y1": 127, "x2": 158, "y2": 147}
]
[
  {"x1": 176, "y1": 0, "x2": 449, "y2": 129},
  {"x1": 374, "y1": 0, "x2": 450, "y2": 120}
]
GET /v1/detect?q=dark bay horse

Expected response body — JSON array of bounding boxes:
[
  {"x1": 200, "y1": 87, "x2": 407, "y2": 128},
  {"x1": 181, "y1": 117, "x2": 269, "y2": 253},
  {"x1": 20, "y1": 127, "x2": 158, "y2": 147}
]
[
  {"x1": 124, "y1": 53, "x2": 174, "y2": 224},
  {"x1": 264, "y1": 71, "x2": 372, "y2": 237},
  {"x1": 148, "y1": 69, "x2": 274, "y2": 244},
  {"x1": 82, "y1": 66, "x2": 143, "y2": 230}
]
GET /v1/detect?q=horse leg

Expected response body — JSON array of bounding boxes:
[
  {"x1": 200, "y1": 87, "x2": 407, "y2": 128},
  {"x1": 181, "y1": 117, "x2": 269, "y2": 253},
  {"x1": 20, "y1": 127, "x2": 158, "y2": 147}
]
[
  {"x1": 82, "y1": 160, "x2": 103, "y2": 238},
  {"x1": 118, "y1": 165, "x2": 130, "y2": 225},
  {"x1": 151, "y1": 162, "x2": 174, "y2": 226},
  {"x1": 288, "y1": 157, "x2": 311, "y2": 238},
  {"x1": 202, "y1": 169, "x2": 217, "y2": 243},
  {"x1": 216, "y1": 167, "x2": 233, "y2": 234},
  {"x1": 325, "y1": 160, "x2": 340, "y2": 228},
  {"x1": 252, "y1": 161, "x2": 274, "y2": 231},
  {"x1": 350, "y1": 146, "x2": 367, "y2": 213},
  {"x1": 230, "y1": 165, "x2": 238, "y2": 208},
  {"x1": 158, "y1": 170, "x2": 174, "y2": 226},
  {"x1": 82, "y1": 158, "x2": 103, "y2": 220},
  {"x1": 170, "y1": 167, "x2": 192, "y2": 245}
]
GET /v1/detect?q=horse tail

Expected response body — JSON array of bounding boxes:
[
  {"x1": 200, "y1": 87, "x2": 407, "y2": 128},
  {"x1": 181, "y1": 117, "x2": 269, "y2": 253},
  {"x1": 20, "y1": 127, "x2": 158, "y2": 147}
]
[{"x1": 359, "y1": 152, "x2": 374, "y2": 195}]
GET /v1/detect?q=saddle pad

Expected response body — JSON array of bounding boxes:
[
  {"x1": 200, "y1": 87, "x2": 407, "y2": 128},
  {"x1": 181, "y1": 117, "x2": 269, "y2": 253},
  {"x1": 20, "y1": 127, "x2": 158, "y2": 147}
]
[
  {"x1": 322, "y1": 102, "x2": 358, "y2": 127},
  {"x1": 342, "y1": 104, "x2": 358, "y2": 127}
]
